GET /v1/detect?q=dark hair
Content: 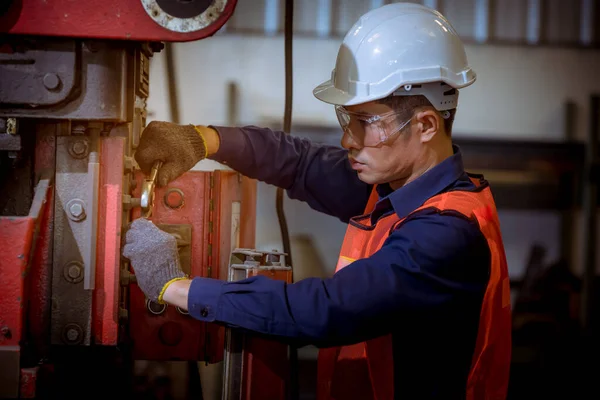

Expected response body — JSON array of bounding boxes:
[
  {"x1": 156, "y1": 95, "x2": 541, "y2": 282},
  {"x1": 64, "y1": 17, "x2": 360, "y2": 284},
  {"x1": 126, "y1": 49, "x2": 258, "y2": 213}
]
[{"x1": 376, "y1": 93, "x2": 456, "y2": 136}]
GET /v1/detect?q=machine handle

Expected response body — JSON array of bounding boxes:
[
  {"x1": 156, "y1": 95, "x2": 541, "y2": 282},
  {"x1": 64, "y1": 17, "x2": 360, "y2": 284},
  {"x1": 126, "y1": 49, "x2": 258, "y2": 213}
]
[{"x1": 140, "y1": 160, "x2": 162, "y2": 218}]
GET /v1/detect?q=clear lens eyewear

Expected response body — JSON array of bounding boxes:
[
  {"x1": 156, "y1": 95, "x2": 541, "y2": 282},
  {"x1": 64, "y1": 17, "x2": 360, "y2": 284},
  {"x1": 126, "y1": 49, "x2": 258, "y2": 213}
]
[{"x1": 335, "y1": 105, "x2": 412, "y2": 147}]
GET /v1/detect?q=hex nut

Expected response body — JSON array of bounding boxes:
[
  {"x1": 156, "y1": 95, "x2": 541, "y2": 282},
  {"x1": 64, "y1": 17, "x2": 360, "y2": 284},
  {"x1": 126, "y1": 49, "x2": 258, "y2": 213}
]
[
  {"x1": 66, "y1": 199, "x2": 86, "y2": 222},
  {"x1": 164, "y1": 188, "x2": 185, "y2": 209},
  {"x1": 68, "y1": 139, "x2": 89, "y2": 159},
  {"x1": 63, "y1": 261, "x2": 84, "y2": 284}
]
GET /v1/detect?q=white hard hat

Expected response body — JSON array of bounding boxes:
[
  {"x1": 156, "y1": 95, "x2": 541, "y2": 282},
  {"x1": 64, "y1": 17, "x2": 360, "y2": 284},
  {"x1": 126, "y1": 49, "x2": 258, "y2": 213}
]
[{"x1": 313, "y1": 2, "x2": 476, "y2": 110}]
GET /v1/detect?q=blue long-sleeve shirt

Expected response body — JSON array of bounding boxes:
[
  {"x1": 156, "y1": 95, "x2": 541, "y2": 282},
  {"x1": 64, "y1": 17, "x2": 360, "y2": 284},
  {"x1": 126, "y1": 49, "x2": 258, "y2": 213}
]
[{"x1": 188, "y1": 126, "x2": 491, "y2": 398}]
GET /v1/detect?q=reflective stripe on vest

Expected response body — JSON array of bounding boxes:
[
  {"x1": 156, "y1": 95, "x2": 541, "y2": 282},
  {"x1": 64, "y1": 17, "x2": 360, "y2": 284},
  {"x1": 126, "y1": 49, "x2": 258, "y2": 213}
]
[{"x1": 317, "y1": 177, "x2": 512, "y2": 400}]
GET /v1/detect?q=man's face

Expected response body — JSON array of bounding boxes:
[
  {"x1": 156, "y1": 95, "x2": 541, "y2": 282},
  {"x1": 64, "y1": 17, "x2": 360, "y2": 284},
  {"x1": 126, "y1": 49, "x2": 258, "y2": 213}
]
[{"x1": 339, "y1": 100, "x2": 422, "y2": 186}]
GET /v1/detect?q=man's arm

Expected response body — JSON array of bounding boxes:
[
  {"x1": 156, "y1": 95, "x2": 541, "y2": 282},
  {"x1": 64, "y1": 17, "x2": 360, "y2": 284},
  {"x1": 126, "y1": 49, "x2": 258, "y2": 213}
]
[
  {"x1": 135, "y1": 121, "x2": 372, "y2": 223},
  {"x1": 207, "y1": 125, "x2": 372, "y2": 223},
  {"x1": 163, "y1": 210, "x2": 491, "y2": 346}
]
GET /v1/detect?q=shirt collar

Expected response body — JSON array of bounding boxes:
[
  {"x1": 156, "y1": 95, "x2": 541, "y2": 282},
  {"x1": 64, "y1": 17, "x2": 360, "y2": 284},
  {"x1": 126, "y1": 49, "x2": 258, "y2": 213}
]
[{"x1": 371, "y1": 144, "x2": 466, "y2": 221}]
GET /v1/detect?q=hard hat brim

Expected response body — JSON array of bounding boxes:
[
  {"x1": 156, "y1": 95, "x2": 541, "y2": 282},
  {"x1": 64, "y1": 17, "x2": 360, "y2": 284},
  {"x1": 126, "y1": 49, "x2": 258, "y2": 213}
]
[{"x1": 312, "y1": 79, "x2": 372, "y2": 106}]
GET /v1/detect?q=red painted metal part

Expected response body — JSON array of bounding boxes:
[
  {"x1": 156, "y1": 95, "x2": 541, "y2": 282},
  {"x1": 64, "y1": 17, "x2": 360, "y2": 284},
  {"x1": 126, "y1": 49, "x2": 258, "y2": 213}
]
[
  {"x1": 92, "y1": 137, "x2": 126, "y2": 345},
  {"x1": 0, "y1": 172, "x2": 52, "y2": 398},
  {"x1": 1, "y1": 0, "x2": 237, "y2": 42},
  {"x1": 0, "y1": 217, "x2": 35, "y2": 347},
  {"x1": 241, "y1": 269, "x2": 293, "y2": 400},
  {"x1": 19, "y1": 367, "x2": 38, "y2": 398},
  {"x1": 128, "y1": 169, "x2": 256, "y2": 362}
]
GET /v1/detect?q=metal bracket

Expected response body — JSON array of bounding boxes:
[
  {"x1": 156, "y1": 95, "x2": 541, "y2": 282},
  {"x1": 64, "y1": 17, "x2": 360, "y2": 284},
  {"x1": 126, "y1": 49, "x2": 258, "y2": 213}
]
[
  {"x1": 156, "y1": 224, "x2": 192, "y2": 275},
  {"x1": 51, "y1": 137, "x2": 94, "y2": 345},
  {"x1": 221, "y1": 248, "x2": 291, "y2": 399}
]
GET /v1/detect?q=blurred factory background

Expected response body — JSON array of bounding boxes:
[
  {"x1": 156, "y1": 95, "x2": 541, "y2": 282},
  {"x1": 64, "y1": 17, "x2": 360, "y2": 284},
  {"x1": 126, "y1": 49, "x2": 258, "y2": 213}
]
[{"x1": 138, "y1": 0, "x2": 600, "y2": 399}]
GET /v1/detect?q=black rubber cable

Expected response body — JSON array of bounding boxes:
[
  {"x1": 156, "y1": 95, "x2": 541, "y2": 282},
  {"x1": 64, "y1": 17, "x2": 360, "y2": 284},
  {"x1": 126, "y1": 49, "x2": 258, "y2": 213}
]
[{"x1": 277, "y1": 0, "x2": 299, "y2": 399}]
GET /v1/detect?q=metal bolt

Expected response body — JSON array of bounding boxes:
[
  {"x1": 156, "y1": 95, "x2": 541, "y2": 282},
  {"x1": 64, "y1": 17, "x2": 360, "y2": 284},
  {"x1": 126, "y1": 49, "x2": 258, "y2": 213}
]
[
  {"x1": 63, "y1": 261, "x2": 84, "y2": 283},
  {"x1": 70, "y1": 203, "x2": 83, "y2": 218},
  {"x1": 62, "y1": 323, "x2": 83, "y2": 345},
  {"x1": 0, "y1": 326, "x2": 11, "y2": 340},
  {"x1": 66, "y1": 199, "x2": 86, "y2": 222},
  {"x1": 43, "y1": 73, "x2": 61, "y2": 90},
  {"x1": 66, "y1": 328, "x2": 79, "y2": 342},
  {"x1": 70, "y1": 140, "x2": 88, "y2": 157},
  {"x1": 68, "y1": 265, "x2": 81, "y2": 279},
  {"x1": 164, "y1": 188, "x2": 185, "y2": 209}
]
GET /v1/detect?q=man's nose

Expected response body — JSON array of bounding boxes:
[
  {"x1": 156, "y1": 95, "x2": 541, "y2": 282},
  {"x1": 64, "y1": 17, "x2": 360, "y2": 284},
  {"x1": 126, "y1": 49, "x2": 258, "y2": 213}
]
[{"x1": 341, "y1": 130, "x2": 360, "y2": 150}]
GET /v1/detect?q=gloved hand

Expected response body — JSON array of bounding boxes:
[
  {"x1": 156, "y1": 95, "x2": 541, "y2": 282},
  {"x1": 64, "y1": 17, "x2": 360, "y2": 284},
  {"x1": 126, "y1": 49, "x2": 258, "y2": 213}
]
[
  {"x1": 123, "y1": 218, "x2": 188, "y2": 303},
  {"x1": 135, "y1": 121, "x2": 207, "y2": 187}
]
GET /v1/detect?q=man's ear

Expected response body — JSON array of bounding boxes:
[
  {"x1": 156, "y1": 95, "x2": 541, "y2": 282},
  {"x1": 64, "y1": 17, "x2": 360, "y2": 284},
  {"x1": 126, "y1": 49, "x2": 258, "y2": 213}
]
[{"x1": 415, "y1": 109, "x2": 440, "y2": 143}]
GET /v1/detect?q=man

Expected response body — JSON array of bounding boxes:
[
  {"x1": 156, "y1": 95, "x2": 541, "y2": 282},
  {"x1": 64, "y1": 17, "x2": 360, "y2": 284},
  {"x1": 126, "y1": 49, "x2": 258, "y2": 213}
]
[{"x1": 124, "y1": 3, "x2": 512, "y2": 399}]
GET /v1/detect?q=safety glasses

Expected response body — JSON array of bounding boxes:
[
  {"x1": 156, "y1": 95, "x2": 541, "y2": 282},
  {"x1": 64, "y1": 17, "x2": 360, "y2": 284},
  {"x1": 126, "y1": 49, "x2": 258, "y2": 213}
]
[{"x1": 335, "y1": 105, "x2": 412, "y2": 147}]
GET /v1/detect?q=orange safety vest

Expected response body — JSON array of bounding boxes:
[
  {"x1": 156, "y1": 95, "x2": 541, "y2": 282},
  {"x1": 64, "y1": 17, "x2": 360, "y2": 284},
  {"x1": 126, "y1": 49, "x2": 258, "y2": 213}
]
[{"x1": 317, "y1": 176, "x2": 512, "y2": 400}]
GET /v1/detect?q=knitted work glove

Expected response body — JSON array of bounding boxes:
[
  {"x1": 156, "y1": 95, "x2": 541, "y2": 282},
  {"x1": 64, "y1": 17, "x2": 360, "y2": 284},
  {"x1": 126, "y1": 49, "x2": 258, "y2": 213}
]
[
  {"x1": 135, "y1": 121, "x2": 207, "y2": 187},
  {"x1": 123, "y1": 218, "x2": 187, "y2": 303}
]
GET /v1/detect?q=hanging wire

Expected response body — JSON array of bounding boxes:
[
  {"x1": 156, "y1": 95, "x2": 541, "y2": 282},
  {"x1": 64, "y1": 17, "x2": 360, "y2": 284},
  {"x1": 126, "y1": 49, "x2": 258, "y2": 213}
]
[{"x1": 277, "y1": 0, "x2": 299, "y2": 398}]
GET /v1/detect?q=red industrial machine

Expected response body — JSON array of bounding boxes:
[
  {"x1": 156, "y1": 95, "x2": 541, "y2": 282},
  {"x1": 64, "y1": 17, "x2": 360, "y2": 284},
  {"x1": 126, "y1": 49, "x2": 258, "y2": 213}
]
[{"x1": 0, "y1": 1, "x2": 293, "y2": 398}]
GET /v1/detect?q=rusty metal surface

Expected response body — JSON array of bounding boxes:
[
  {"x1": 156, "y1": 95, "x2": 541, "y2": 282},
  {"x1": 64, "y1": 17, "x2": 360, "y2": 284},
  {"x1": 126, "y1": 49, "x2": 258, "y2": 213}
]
[
  {"x1": 51, "y1": 136, "x2": 93, "y2": 346},
  {"x1": 92, "y1": 137, "x2": 126, "y2": 346},
  {"x1": 222, "y1": 249, "x2": 292, "y2": 400},
  {"x1": 0, "y1": 39, "x2": 144, "y2": 121}
]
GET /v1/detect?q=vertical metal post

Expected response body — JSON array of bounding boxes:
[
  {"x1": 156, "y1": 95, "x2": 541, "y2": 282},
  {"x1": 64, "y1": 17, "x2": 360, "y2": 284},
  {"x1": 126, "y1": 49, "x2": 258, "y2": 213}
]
[
  {"x1": 279, "y1": 0, "x2": 298, "y2": 399},
  {"x1": 165, "y1": 42, "x2": 181, "y2": 124},
  {"x1": 83, "y1": 124, "x2": 100, "y2": 290},
  {"x1": 581, "y1": 95, "x2": 599, "y2": 333}
]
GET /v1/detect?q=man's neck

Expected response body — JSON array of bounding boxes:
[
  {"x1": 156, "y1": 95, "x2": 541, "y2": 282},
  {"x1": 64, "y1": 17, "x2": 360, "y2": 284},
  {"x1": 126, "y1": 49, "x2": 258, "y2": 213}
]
[{"x1": 389, "y1": 143, "x2": 454, "y2": 190}]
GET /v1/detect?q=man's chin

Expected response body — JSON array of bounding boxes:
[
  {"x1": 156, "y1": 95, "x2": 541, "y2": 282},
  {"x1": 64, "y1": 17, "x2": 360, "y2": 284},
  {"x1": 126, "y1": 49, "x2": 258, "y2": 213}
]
[
  {"x1": 356, "y1": 170, "x2": 393, "y2": 186},
  {"x1": 356, "y1": 170, "x2": 377, "y2": 185}
]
